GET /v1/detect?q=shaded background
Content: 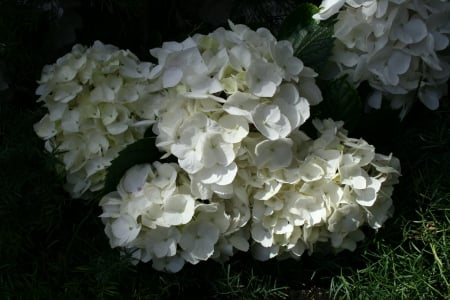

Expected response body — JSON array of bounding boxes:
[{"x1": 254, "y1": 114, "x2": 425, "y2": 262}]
[{"x1": 0, "y1": 0, "x2": 448, "y2": 299}]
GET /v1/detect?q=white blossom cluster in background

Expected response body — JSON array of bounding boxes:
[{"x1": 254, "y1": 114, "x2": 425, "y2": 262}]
[
  {"x1": 314, "y1": 0, "x2": 450, "y2": 118},
  {"x1": 34, "y1": 22, "x2": 401, "y2": 272},
  {"x1": 33, "y1": 41, "x2": 159, "y2": 198}
]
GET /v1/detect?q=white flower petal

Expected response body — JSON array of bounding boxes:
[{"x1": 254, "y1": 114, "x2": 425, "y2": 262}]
[
  {"x1": 387, "y1": 51, "x2": 411, "y2": 76},
  {"x1": 152, "y1": 255, "x2": 185, "y2": 273},
  {"x1": 253, "y1": 104, "x2": 291, "y2": 140},
  {"x1": 254, "y1": 138, "x2": 293, "y2": 170},
  {"x1": 223, "y1": 92, "x2": 259, "y2": 120},
  {"x1": 355, "y1": 177, "x2": 382, "y2": 206},
  {"x1": 163, "y1": 67, "x2": 183, "y2": 88},
  {"x1": 247, "y1": 59, "x2": 282, "y2": 97},
  {"x1": 110, "y1": 214, "x2": 141, "y2": 246},
  {"x1": 161, "y1": 194, "x2": 195, "y2": 226},
  {"x1": 273, "y1": 40, "x2": 303, "y2": 77},
  {"x1": 195, "y1": 163, "x2": 238, "y2": 186},
  {"x1": 313, "y1": 0, "x2": 346, "y2": 21},
  {"x1": 251, "y1": 223, "x2": 273, "y2": 247},
  {"x1": 120, "y1": 164, "x2": 152, "y2": 194},
  {"x1": 298, "y1": 161, "x2": 324, "y2": 182},
  {"x1": 367, "y1": 90, "x2": 383, "y2": 109},
  {"x1": 201, "y1": 134, "x2": 235, "y2": 167},
  {"x1": 401, "y1": 18, "x2": 427, "y2": 44},
  {"x1": 61, "y1": 109, "x2": 80, "y2": 133},
  {"x1": 229, "y1": 234, "x2": 250, "y2": 252},
  {"x1": 179, "y1": 221, "x2": 220, "y2": 261},
  {"x1": 218, "y1": 114, "x2": 249, "y2": 143},
  {"x1": 229, "y1": 45, "x2": 251, "y2": 71},
  {"x1": 34, "y1": 114, "x2": 57, "y2": 139}
]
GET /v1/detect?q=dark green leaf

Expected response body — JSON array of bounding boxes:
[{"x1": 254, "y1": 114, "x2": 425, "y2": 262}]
[
  {"x1": 101, "y1": 137, "x2": 160, "y2": 196},
  {"x1": 293, "y1": 25, "x2": 334, "y2": 70},
  {"x1": 278, "y1": 3, "x2": 335, "y2": 72},
  {"x1": 278, "y1": 3, "x2": 318, "y2": 39},
  {"x1": 315, "y1": 76, "x2": 362, "y2": 132},
  {"x1": 144, "y1": 125, "x2": 154, "y2": 138}
]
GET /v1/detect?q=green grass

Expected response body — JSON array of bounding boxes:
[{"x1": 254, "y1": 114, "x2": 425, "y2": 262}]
[
  {"x1": 329, "y1": 103, "x2": 450, "y2": 299},
  {"x1": 330, "y1": 197, "x2": 449, "y2": 299}
]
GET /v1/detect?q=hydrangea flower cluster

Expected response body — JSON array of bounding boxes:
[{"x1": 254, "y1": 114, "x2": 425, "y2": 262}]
[
  {"x1": 100, "y1": 162, "x2": 252, "y2": 272},
  {"x1": 99, "y1": 118, "x2": 400, "y2": 271},
  {"x1": 149, "y1": 22, "x2": 322, "y2": 199},
  {"x1": 248, "y1": 119, "x2": 400, "y2": 260},
  {"x1": 314, "y1": 0, "x2": 450, "y2": 118},
  {"x1": 97, "y1": 23, "x2": 399, "y2": 271},
  {"x1": 34, "y1": 22, "x2": 401, "y2": 272},
  {"x1": 33, "y1": 41, "x2": 159, "y2": 198}
]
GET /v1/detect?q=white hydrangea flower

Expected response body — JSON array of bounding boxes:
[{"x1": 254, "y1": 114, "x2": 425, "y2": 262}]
[
  {"x1": 34, "y1": 41, "x2": 160, "y2": 198},
  {"x1": 148, "y1": 22, "x2": 322, "y2": 199},
  {"x1": 314, "y1": 0, "x2": 450, "y2": 117},
  {"x1": 247, "y1": 118, "x2": 400, "y2": 259},
  {"x1": 313, "y1": 0, "x2": 347, "y2": 21},
  {"x1": 100, "y1": 116, "x2": 400, "y2": 271},
  {"x1": 33, "y1": 17, "x2": 404, "y2": 272},
  {"x1": 179, "y1": 220, "x2": 221, "y2": 264},
  {"x1": 254, "y1": 138, "x2": 293, "y2": 170},
  {"x1": 108, "y1": 214, "x2": 142, "y2": 247},
  {"x1": 141, "y1": 227, "x2": 181, "y2": 259},
  {"x1": 152, "y1": 256, "x2": 186, "y2": 273},
  {"x1": 100, "y1": 162, "x2": 251, "y2": 271},
  {"x1": 100, "y1": 163, "x2": 190, "y2": 228}
]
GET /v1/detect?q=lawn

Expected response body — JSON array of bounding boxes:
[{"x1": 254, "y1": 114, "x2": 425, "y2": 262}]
[{"x1": 1, "y1": 0, "x2": 449, "y2": 299}]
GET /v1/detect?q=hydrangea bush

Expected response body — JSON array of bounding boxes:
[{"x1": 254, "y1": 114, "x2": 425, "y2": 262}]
[
  {"x1": 34, "y1": 21, "x2": 401, "y2": 272},
  {"x1": 314, "y1": 0, "x2": 450, "y2": 118}
]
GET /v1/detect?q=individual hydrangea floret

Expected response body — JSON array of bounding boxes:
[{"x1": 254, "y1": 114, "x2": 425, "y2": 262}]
[
  {"x1": 314, "y1": 0, "x2": 450, "y2": 117},
  {"x1": 33, "y1": 41, "x2": 159, "y2": 198}
]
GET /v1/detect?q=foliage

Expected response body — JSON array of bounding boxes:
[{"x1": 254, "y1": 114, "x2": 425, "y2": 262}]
[
  {"x1": 101, "y1": 138, "x2": 161, "y2": 197},
  {"x1": 278, "y1": 3, "x2": 335, "y2": 72},
  {"x1": 315, "y1": 76, "x2": 362, "y2": 132}
]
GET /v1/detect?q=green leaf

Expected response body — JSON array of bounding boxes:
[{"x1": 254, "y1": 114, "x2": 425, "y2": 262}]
[
  {"x1": 294, "y1": 25, "x2": 335, "y2": 70},
  {"x1": 278, "y1": 3, "x2": 335, "y2": 72},
  {"x1": 100, "y1": 137, "x2": 160, "y2": 197},
  {"x1": 278, "y1": 3, "x2": 319, "y2": 39},
  {"x1": 315, "y1": 76, "x2": 362, "y2": 132}
]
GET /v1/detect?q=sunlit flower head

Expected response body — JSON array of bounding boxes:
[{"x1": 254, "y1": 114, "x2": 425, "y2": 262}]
[
  {"x1": 247, "y1": 119, "x2": 400, "y2": 259},
  {"x1": 149, "y1": 22, "x2": 322, "y2": 198}
]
